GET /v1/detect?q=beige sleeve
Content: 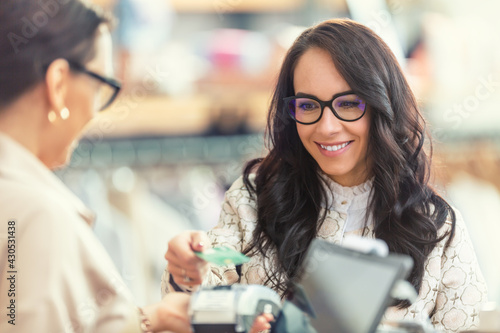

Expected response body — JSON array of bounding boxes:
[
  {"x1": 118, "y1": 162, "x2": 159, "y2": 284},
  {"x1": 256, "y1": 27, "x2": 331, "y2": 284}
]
[
  {"x1": 120, "y1": 309, "x2": 142, "y2": 333},
  {"x1": 431, "y1": 209, "x2": 488, "y2": 332}
]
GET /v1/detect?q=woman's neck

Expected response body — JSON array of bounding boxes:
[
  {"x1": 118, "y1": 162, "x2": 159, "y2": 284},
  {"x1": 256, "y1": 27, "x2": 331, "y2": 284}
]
[{"x1": 0, "y1": 89, "x2": 50, "y2": 166}]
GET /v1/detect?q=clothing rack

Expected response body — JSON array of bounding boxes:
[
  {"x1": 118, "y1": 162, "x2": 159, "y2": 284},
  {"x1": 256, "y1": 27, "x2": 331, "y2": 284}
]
[{"x1": 66, "y1": 133, "x2": 265, "y2": 169}]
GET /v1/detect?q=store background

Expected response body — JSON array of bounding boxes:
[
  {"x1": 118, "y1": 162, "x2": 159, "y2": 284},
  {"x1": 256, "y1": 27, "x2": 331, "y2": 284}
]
[{"x1": 58, "y1": 0, "x2": 500, "y2": 306}]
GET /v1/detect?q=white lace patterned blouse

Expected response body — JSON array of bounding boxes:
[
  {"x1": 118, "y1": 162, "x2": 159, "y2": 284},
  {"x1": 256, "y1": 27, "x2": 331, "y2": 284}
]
[{"x1": 161, "y1": 174, "x2": 488, "y2": 332}]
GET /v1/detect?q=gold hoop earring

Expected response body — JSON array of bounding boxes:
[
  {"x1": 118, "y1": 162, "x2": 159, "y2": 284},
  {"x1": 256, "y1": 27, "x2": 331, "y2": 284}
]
[
  {"x1": 60, "y1": 107, "x2": 70, "y2": 120},
  {"x1": 48, "y1": 110, "x2": 57, "y2": 123}
]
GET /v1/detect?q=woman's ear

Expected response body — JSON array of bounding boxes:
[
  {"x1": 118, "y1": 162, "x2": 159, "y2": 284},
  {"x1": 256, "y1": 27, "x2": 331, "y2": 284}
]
[{"x1": 45, "y1": 58, "x2": 70, "y2": 112}]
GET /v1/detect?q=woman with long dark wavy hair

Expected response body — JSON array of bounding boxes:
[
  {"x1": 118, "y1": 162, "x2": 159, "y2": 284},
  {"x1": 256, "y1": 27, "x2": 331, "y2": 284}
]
[{"x1": 162, "y1": 19, "x2": 487, "y2": 332}]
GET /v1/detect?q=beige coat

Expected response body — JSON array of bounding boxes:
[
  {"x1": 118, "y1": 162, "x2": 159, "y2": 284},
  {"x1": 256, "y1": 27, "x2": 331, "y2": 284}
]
[{"x1": 0, "y1": 133, "x2": 142, "y2": 333}]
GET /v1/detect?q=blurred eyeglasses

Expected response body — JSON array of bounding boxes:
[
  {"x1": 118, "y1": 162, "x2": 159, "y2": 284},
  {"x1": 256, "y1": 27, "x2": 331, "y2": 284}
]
[
  {"x1": 68, "y1": 61, "x2": 121, "y2": 111},
  {"x1": 284, "y1": 91, "x2": 367, "y2": 124}
]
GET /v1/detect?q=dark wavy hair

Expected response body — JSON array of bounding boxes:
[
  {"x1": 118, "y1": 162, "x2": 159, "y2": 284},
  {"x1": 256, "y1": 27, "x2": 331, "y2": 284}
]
[
  {"x1": 0, "y1": 0, "x2": 112, "y2": 108},
  {"x1": 242, "y1": 19, "x2": 455, "y2": 306}
]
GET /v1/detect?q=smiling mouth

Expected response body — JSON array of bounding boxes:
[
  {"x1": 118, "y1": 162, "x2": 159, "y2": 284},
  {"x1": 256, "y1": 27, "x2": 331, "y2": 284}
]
[{"x1": 319, "y1": 141, "x2": 352, "y2": 152}]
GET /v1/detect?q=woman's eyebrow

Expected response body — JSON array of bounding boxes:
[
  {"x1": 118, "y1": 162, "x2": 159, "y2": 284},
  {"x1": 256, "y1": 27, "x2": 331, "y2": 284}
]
[
  {"x1": 295, "y1": 92, "x2": 317, "y2": 98},
  {"x1": 295, "y1": 90, "x2": 354, "y2": 99}
]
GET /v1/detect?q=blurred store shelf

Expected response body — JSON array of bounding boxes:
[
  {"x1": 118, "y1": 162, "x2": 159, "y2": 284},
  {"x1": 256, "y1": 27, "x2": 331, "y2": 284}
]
[
  {"x1": 169, "y1": 0, "x2": 304, "y2": 12},
  {"x1": 85, "y1": 96, "x2": 212, "y2": 137},
  {"x1": 68, "y1": 133, "x2": 265, "y2": 169},
  {"x1": 84, "y1": 92, "x2": 270, "y2": 138},
  {"x1": 90, "y1": 0, "x2": 117, "y2": 9}
]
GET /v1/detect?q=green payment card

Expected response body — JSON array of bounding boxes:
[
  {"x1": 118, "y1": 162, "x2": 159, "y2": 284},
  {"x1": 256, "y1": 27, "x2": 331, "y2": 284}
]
[{"x1": 195, "y1": 246, "x2": 250, "y2": 266}]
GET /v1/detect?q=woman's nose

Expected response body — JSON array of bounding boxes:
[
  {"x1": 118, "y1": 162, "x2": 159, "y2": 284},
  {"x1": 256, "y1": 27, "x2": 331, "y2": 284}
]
[{"x1": 315, "y1": 106, "x2": 343, "y2": 134}]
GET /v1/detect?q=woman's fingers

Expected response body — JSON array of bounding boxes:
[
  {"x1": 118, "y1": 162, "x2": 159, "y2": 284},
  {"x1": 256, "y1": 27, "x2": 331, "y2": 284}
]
[
  {"x1": 165, "y1": 231, "x2": 211, "y2": 286},
  {"x1": 249, "y1": 313, "x2": 274, "y2": 333},
  {"x1": 152, "y1": 293, "x2": 192, "y2": 333},
  {"x1": 168, "y1": 262, "x2": 205, "y2": 285},
  {"x1": 190, "y1": 231, "x2": 211, "y2": 252},
  {"x1": 166, "y1": 231, "x2": 202, "y2": 263}
]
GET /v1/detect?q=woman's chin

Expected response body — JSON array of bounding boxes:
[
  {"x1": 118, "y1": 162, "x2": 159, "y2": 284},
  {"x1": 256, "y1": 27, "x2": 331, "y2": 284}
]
[
  {"x1": 47, "y1": 158, "x2": 70, "y2": 170},
  {"x1": 46, "y1": 146, "x2": 76, "y2": 170}
]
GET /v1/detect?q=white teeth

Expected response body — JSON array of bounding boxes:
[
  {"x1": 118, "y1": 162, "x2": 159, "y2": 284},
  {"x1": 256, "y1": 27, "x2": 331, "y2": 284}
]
[{"x1": 320, "y1": 142, "x2": 350, "y2": 151}]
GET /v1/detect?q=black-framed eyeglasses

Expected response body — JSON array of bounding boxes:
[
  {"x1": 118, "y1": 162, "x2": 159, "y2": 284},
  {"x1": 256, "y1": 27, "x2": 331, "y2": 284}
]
[
  {"x1": 284, "y1": 91, "x2": 367, "y2": 124},
  {"x1": 68, "y1": 61, "x2": 121, "y2": 111}
]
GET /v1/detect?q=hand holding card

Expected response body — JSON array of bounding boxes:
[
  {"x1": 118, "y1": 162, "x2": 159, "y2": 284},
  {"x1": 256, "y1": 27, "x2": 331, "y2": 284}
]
[{"x1": 165, "y1": 230, "x2": 212, "y2": 286}]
